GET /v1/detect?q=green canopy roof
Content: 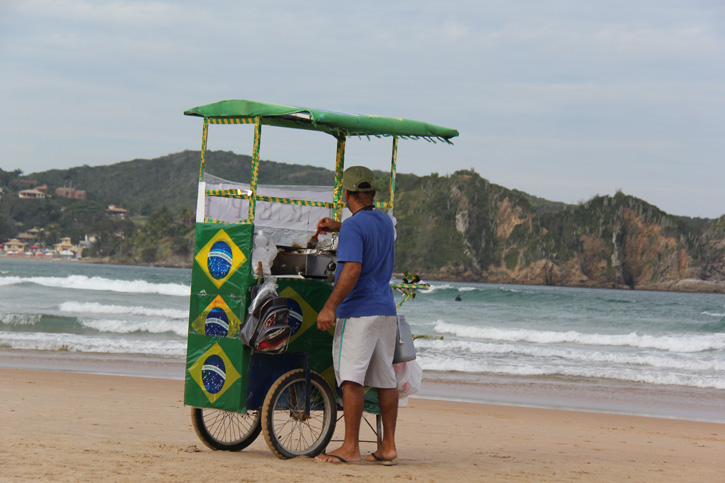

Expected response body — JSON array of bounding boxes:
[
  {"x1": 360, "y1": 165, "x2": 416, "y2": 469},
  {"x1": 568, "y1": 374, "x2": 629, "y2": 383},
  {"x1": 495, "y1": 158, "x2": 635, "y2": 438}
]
[{"x1": 184, "y1": 99, "x2": 459, "y2": 143}]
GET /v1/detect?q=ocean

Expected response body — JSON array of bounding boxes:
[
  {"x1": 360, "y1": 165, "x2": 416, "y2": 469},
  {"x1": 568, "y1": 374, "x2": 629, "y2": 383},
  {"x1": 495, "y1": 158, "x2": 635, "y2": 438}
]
[{"x1": 1, "y1": 258, "x2": 724, "y2": 422}]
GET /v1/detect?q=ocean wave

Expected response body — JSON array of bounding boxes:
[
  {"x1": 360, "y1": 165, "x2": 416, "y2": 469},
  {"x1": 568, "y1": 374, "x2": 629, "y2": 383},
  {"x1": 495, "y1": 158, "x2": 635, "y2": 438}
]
[
  {"x1": 432, "y1": 320, "x2": 725, "y2": 352},
  {"x1": 420, "y1": 283, "x2": 458, "y2": 293},
  {"x1": 60, "y1": 302, "x2": 188, "y2": 319},
  {"x1": 417, "y1": 354, "x2": 725, "y2": 389},
  {"x1": 0, "y1": 313, "x2": 42, "y2": 326},
  {"x1": 458, "y1": 286, "x2": 480, "y2": 292},
  {"x1": 702, "y1": 311, "x2": 725, "y2": 318},
  {"x1": 78, "y1": 318, "x2": 188, "y2": 337},
  {"x1": 414, "y1": 339, "x2": 725, "y2": 372},
  {"x1": 0, "y1": 332, "x2": 185, "y2": 356},
  {"x1": 421, "y1": 283, "x2": 517, "y2": 294},
  {"x1": 0, "y1": 275, "x2": 189, "y2": 296}
]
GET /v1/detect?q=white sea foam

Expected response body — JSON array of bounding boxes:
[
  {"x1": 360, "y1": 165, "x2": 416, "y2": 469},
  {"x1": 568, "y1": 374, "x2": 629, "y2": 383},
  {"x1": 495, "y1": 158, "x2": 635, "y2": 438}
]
[
  {"x1": 497, "y1": 287, "x2": 520, "y2": 293},
  {"x1": 420, "y1": 283, "x2": 457, "y2": 293},
  {"x1": 702, "y1": 311, "x2": 725, "y2": 318},
  {"x1": 0, "y1": 313, "x2": 41, "y2": 326},
  {"x1": 78, "y1": 318, "x2": 188, "y2": 337},
  {"x1": 0, "y1": 276, "x2": 22, "y2": 287},
  {"x1": 60, "y1": 301, "x2": 188, "y2": 319},
  {"x1": 0, "y1": 332, "x2": 185, "y2": 356},
  {"x1": 417, "y1": 354, "x2": 725, "y2": 389},
  {"x1": 0, "y1": 275, "x2": 189, "y2": 296},
  {"x1": 432, "y1": 320, "x2": 725, "y2": 352},
  {"x1": 414, "y1": 339, "x2": 725, "y2": 372},
  {"x1": 419, "y1": 283, "x2": 521, "y2": 294}
]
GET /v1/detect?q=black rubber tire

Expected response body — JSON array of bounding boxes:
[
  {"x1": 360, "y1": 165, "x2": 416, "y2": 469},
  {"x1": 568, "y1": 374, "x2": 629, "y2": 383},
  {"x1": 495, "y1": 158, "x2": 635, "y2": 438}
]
[
  {"x1": 261, "y1": 369, "x2": 337, "y2": 459},
  {"x1": 191, "y1": 407, "x2": 261, "y2": 451}
]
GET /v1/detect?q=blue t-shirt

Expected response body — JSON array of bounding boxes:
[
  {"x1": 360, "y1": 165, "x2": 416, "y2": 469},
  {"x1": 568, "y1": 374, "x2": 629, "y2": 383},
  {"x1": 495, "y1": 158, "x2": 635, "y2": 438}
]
[{"x1": 335, "y1": 208, "x2": 397, "y2": 318}]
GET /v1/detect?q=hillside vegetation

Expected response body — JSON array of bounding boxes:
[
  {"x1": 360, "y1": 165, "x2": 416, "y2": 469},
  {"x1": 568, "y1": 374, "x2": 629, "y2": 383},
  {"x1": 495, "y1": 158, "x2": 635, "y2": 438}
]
[{"x1": 1, "y1": 151, "x2": 723, "y2": 293}]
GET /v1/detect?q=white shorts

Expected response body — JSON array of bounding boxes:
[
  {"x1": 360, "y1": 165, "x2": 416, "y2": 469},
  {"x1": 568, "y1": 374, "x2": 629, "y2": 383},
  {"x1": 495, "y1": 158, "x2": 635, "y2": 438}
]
[{"x1": 333, "y1": 315, "x2": 397, "y2": 389}]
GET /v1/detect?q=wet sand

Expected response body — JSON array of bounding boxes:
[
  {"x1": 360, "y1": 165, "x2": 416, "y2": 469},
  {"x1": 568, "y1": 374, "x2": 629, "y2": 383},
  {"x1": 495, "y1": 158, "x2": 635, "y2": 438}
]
[{"x1": 3, "y1": 348, "x2": 724, "y2": 423}]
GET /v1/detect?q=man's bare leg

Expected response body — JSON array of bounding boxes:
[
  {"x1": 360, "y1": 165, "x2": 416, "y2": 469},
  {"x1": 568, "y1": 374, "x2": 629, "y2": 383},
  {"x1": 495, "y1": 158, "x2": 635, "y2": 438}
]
[
  {"x1": 315, "y1": 381, "x2": 363, "y2": 463},
  {"x1": 365, "y1": 387, "x2": 398, "y2": 462}
]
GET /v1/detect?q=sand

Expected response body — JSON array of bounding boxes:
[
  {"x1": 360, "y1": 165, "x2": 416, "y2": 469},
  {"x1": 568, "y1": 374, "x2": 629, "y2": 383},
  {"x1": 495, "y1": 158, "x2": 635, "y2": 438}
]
[{"x1": 1, "y1": 369, "x2": 723, "y2": 482}]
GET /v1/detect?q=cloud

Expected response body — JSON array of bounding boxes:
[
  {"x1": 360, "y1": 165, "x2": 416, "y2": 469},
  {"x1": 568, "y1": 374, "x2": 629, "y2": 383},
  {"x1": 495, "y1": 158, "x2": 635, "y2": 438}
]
[{"x1": 0, "y1": 0, "x2": 723, "y2": 218}]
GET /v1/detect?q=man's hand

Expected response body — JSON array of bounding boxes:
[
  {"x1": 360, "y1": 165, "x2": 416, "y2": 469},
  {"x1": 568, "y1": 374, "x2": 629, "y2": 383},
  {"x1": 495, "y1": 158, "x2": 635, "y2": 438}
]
[
  {"x1": 317, "y1": 217, "x2": 342, "y2": 233},
  {"x1": 316, "y1": 304, "x2": 337, "y2": 331}
]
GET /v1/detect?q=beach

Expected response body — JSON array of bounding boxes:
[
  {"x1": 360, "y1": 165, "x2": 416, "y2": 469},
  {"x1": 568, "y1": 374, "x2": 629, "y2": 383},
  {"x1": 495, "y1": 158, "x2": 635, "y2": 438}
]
[
  {"x1": 2, "y1": 259, "x2": 724, "y2": 480},
  {"x1": 1, "y1": 369, "x2": 723, "y2": 482}
]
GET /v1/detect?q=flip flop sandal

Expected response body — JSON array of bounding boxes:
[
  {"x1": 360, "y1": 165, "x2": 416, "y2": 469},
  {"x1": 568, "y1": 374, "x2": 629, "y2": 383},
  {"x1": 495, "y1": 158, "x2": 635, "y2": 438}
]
[{"x1": 365, "y1": 452, "x2": 397, "y2": 466}]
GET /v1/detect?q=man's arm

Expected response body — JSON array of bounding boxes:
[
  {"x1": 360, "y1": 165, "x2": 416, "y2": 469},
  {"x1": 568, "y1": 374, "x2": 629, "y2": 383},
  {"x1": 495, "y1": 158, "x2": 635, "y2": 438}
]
[{"x1": 316, "y1": 261, "x2": 361, "y2": 331}]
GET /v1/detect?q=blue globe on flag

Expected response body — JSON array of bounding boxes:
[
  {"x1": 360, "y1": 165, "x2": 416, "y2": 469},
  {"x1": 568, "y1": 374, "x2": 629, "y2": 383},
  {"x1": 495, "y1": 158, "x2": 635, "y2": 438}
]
[
  {"x1": 205, "y1": 307, "x2": 229, "y2": 337},
  {"x1": 207, "y1": 241, "x2": 233, "y2": 279},
  {"x1": 201, "y1": 354, "x2": 226, "y2": 394}
]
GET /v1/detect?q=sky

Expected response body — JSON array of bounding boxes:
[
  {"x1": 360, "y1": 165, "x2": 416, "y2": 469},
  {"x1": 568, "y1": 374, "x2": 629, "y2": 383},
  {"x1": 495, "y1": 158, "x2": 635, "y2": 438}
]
[{"x1": 1, "y1": 0, "x2": 723, "y2": 218}]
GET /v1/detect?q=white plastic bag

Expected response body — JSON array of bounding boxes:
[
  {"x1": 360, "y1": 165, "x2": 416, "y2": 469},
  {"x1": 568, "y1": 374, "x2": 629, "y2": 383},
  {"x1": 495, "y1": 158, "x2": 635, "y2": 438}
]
[
  {"x1": 248, "y1": 278, "x2": 278, "y2": 315},
  {"x1": 393, "y1": 360, "x2": 422, "y2": 398}
]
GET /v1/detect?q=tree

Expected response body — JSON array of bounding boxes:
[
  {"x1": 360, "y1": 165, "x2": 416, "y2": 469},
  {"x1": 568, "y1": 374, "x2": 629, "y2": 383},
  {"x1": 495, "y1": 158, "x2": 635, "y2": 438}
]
[{"x1": 0, "y1": 168, "x2": 22, "y2": 188}]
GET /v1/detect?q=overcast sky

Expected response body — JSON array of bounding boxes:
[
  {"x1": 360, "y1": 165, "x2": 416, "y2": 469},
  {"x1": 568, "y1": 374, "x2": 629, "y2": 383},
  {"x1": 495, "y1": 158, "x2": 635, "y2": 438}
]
[{"x1": 1, "y1": 1, "x2": 723, "y2": 218}]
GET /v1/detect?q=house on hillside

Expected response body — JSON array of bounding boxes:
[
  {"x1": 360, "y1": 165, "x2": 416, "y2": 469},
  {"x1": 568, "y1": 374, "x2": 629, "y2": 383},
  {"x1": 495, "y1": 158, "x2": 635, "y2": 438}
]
[
  {"x1": 107, "y1": 205, "x2": 129, "y2": 219},
  {"x1": 56, "y1": 186, "x2": 87, "y2": 199},
  {"x1": 16, "y1": 228, "x2": 41, "y2": 245},
  {"x1": 19, "y1": 188, "x2": 48, "y2": 199}
]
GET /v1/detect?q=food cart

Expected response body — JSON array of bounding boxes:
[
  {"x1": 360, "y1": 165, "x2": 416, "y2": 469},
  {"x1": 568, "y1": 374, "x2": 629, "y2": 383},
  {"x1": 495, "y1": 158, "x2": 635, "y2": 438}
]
[{"x1": 183, "y1": 99, "x2": 458, "y2": 458}]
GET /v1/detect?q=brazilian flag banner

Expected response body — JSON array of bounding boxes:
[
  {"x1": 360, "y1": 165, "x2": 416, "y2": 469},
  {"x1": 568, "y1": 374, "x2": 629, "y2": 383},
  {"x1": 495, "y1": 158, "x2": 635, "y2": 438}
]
[
  {"x1": 191, "y1": 223, "x2": 254, "y2": 295},
  {"x1": 189, "y1": 293, "x2": 244, "y2": 338},
  {"x1": 184, "y1": 222, "x2": 254, "y2": 412},
  {"x1": 185, "y1": 334, "x2": 250, "y2": 410}
]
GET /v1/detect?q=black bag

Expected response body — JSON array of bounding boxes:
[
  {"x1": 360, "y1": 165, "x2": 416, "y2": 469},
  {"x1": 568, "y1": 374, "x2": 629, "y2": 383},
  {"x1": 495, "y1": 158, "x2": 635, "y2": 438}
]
[{"x1": 240, "y1": 293, "x2": 291, "y2": 354}]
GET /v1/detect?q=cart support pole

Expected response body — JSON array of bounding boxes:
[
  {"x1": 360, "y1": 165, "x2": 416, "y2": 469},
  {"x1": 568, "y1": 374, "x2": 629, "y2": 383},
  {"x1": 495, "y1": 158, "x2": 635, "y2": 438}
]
[
  {"x1": 304, "y1": 358, "x2": 311, "y2": 416},
  {"x1": 333, "y1": 131, "x2": 346, "y2": 221},
  {"x1": 199, "y1": 117, "x2": 209, "y2": 182},
  {"x1": 248, "y1": 116, "x2": 262, "y2": 222},
  {"x1": 389, "y1": 136, "x2": 398, "y2": 211}
]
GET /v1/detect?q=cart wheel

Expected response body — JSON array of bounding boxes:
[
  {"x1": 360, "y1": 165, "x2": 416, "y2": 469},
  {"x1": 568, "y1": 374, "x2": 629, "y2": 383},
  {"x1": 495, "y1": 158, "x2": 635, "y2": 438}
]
[
  {"x1": 191, "y1": 407, "x2": 261, "y2": 451},
  {"x1": 261, "y1": 368, "x2": 337, "y2": 459}
]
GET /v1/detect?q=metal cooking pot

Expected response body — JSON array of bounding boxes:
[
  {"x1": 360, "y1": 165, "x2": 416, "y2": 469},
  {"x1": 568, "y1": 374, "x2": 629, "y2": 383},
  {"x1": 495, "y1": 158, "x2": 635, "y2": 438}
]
[{"x1": 270, "y1": 246, "x2": 337, "y2": 279}]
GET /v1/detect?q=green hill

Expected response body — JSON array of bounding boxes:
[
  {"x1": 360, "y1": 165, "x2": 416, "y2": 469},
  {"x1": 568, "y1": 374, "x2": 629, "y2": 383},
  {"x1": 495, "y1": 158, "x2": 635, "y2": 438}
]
[{"x1": 1, "y1": 152, "x2": 723, "y2": 293}]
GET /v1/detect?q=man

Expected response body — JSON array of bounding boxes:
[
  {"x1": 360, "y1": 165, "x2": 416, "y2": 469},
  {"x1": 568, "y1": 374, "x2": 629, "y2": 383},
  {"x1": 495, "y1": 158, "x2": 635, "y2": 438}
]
[{"x1": 314, "y1": 166, "x2": 398, "y2": 465}]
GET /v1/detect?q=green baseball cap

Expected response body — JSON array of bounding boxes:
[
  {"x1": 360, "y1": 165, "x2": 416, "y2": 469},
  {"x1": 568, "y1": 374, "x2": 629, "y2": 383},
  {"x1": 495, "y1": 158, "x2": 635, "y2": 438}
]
[{"x1": 342, "y1": 166, "x2": 380, "y2": 192}]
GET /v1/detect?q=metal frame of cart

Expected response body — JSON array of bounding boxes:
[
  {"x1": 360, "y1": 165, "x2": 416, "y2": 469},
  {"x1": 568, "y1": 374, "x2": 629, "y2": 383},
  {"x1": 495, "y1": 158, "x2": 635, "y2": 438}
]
[{"x1": 183, "y1": 99, "x2": 458, "y2": 459}]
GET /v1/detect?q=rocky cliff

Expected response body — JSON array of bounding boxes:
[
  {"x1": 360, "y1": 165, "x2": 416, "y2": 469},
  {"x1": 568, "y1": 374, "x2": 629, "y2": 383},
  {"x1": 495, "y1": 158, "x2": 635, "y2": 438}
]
[{"x1": 394, "y1": 170, "x2": 725, "y2": 293}]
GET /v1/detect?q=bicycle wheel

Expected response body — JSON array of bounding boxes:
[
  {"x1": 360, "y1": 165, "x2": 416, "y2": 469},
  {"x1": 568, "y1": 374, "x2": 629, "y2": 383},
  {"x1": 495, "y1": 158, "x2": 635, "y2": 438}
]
[
  {"x1": 191, "y1": 407, "x2": 261, "y2": 451},
  {"x1": 261, "y1": 369, "x2": 337, "y2": 459}
]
